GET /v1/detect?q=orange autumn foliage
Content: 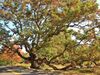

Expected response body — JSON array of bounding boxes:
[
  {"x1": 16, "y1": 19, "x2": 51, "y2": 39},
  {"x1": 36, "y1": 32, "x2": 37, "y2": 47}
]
[{"x1": 0, "y1": 46, "x2": 23, "y2": 63}]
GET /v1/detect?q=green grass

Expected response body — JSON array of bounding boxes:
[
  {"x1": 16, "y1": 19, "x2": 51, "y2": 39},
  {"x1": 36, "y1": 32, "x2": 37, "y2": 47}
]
[
  {"x1": 14, "y1": 63, "x2": 31, "y2": 68},
  {"x1": 4, "y1": 63, "x2": 100, "y2": 75}
]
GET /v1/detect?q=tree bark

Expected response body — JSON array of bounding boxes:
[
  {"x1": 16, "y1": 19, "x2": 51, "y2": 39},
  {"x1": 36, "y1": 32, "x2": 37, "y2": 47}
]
[{"x1": 29, "y1": 53, "x2": 39, "y2": 68}]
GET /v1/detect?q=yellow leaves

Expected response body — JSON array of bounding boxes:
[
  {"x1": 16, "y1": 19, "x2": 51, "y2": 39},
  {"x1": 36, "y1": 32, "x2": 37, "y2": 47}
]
[
  {"x1": 3, "y1": 2, "x2": 8, "y2": 6},
  {"x1": 51, "y1": 0, "x2": 59, "y2": 7},
  {"x1": 16, "y1": 12, "x2": 23, "y2": 19},
  {"x1": 0, "y1": 10, "x2": 12, "y2": 19},
  {"x1": 22, "y1": 3, "x2": 26, "y2": 11},
  {"x1": 3, "y1": 2, "x2": 9, "y2": 6},
  {"x1": 26, "y1": 11, "x2": 32, "y2": 17},
  {"x1": 24, "y1": 0, "x2": 31, "y2": 3},
  {"x1": 46, "y1": 0, "x2": 50, "y2": 2},
  {"x1": 65, "y1": 0, "x2": 79, "y2": 7},
  {"x1": 51, "y1": 10, "x2": 62, "y2": 23},
  {"x1": 81, "y1": 0, "x2": 98, "y2": 15},
  {"x1": 22, "y1": 0, "x2": 31, "y2": 11},
  {"x1": 59, "y1": 0, "x2": 81, "y2": 19},
  {"x1": 3, "y1": 1, "x2": 12, "y2": 7},
  {"x1": 28, "y1": 30, "x2": 33, "y2": 36},
  {"x1": 22, "y1": 28, "x2": 33, "y2": 36},
  {"x1": 0, "y1": 10, "x2": 6, "y2": 16},
  {"x1": 87, "y1": 14, "x2": 96, "y2": 20},
  {"x1": 6, "y1": 13, "x2": 12, "y2": 20},
  {"x1": 51, "y1": 13, "x2": 61, "y2": 21}
]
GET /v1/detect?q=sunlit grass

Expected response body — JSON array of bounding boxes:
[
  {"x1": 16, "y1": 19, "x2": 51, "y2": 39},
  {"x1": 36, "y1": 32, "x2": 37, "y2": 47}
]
[
  {"x1": 5, "y1": 62, "x2": 100, "y2": 75},
  {"x1": 14, "y1": 63, "x2": 31, "y2": 69}
]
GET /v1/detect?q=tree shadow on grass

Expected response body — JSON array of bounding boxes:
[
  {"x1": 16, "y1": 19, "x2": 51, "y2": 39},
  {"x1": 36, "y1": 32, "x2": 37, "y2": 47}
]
[
  {"x1": 0, "y1": 66, "x2": 97, "y2": 75},
  {"x1": 79, "y1": 68, "x2": 94, "y2": 73},
  {"x1": 21, "y1": 70, "x2": 62, "y2": 75},
  {"x1": 0, "y1": 66, "x2": 62, "y2": 75}
]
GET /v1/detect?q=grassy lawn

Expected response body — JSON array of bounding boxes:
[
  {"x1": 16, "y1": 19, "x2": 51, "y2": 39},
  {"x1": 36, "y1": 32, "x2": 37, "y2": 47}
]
[{"x1": 12, "y1": 63, "x2": 100, "y2": 75}]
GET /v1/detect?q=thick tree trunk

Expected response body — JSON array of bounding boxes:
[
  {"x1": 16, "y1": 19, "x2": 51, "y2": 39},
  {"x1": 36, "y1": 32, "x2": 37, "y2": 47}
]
[
  {"x1": 30, "y1": 60, "x2": 39, "y2": 68},
  {"x1": 29, "y1": 53, "x2": 39, "y2": 69}
]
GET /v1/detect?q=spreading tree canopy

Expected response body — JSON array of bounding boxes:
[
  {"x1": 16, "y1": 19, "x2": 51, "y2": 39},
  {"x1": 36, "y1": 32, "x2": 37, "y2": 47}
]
[{"x1": 0, "y1": 0, "x2": 99, "y2": 69}]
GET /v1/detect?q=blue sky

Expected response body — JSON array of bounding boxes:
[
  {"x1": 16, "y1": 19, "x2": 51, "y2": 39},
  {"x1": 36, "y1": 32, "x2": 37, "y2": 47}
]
[
  {"x1": 97, "y1": 0, "x2": 100, "y2": 8},
  {"x1": 97, "y1": 0, "x2": 100, "y2": 3}
]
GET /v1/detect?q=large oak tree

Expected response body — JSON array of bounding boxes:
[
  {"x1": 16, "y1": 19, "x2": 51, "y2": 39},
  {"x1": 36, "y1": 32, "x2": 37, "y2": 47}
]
[{"x1": 0, "y1": 0, "x2": 99, "y2": 69}]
